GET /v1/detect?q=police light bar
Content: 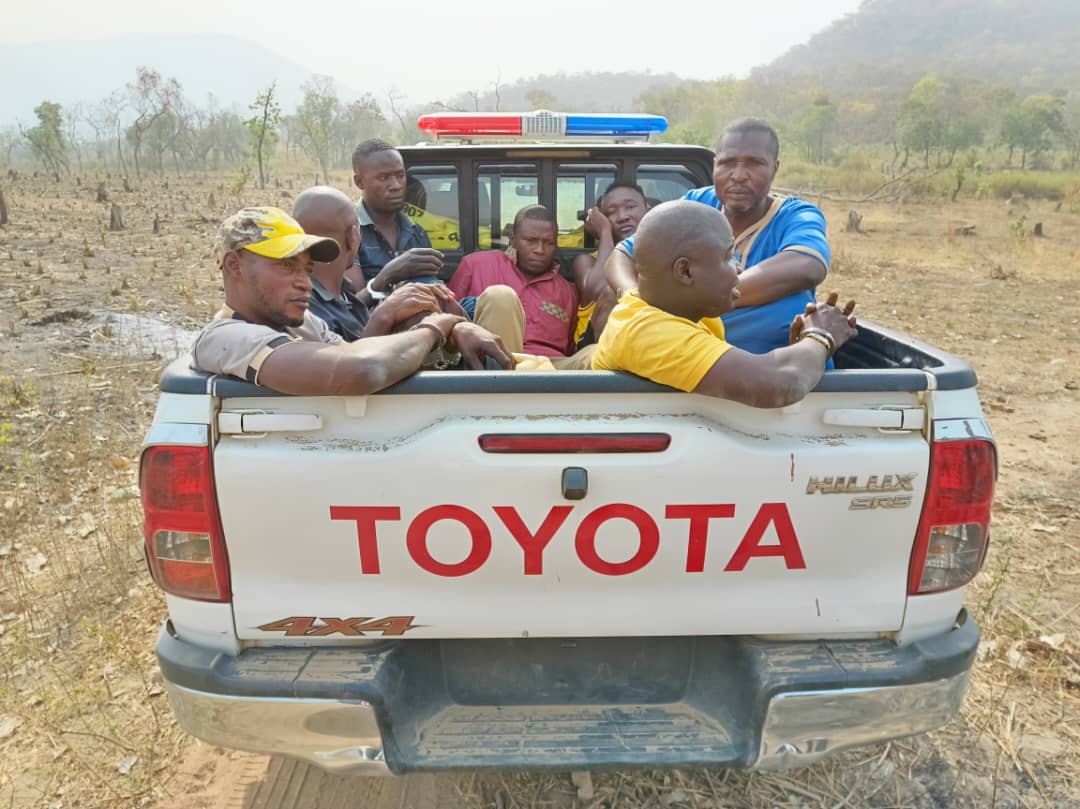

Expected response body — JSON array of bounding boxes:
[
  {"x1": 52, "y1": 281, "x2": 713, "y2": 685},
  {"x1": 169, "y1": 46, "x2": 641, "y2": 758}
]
[{"x1": 416, "y1": 111, "x2": 668, "y2": 142}]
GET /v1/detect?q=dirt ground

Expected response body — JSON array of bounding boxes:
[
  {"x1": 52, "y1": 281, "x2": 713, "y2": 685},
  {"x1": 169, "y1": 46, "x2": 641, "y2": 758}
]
[{"x1": 0, "y1": 172, "x2": 1077, "y2": 808}]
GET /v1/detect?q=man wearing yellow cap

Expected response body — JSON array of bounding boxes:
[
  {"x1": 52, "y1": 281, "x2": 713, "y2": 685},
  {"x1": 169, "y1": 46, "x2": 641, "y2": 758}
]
[{"x1": 191, "y1": 207, "x2": 514, "y2": 395}]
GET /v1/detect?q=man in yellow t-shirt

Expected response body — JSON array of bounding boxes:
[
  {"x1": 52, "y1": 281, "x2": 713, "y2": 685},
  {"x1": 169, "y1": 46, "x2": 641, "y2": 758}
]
[{"x1": 592, "y1": 200, "x2": 859, "y2": 408}]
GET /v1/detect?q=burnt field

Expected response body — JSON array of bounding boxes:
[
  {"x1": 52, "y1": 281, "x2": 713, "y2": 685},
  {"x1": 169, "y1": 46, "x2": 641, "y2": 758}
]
[{"x1": 0, "y1": 172, "x2": 1077, "y2": 808}]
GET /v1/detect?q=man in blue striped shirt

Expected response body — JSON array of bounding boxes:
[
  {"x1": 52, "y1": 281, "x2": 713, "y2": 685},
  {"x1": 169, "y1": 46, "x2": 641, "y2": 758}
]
[{"x1": 606, "y1": 118, "x2": 830, "y2": 356}]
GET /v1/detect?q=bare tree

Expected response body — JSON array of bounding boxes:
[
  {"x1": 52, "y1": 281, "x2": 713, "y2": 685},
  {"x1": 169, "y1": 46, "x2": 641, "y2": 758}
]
[
  {"x1": 85, "y1": 104, "x2": 110, "y2": 166},
  {"x1": 246, "y1": 82, "x2": 280, "y2": 189},
  {"x1": 295, "y1": 76, "x2": 340, "y2": 184},
  {"x1": 430, "y1": 100, "x2": 468, "y2": 113},
  {"x1": 334, "y1": 95, "x2": 389, "y2": 165},
  {"x1": 64, "y1": 102, "x2": 86, "y2": 174},
  {"x1": 492, "y1": 68, "x2": 503, "y2": 113},
  {"x1": 96, "y1": 91, "x2": 129, "y2": 176},
  {"x1": 142, "y1": 91, "x2": 194, "y2": 176},
  {"x1": 126, "y1": 67, "x2": 179, "y2": 178},
  {"x1": 386, "y1": 89, "x2": 411, "y2": 139},
  {"x1": 279, "y1": 114, "x2": 303, "y2": 163},
  {"x1": 0, "y1": 127, "x2": 19, "y2": 168},
  {"x1": 190, "y1": 95, "x2": 245, "y2": 172}
]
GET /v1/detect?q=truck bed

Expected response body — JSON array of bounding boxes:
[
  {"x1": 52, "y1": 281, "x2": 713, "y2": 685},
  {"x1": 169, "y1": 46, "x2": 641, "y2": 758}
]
[{"x1": 159, "y1": 320, "x2": 977, "y2": 398}]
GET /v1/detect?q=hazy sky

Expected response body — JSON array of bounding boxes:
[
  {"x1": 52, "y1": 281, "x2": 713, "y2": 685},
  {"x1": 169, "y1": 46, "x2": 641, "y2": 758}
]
[{"x1": 6, "y1": 0, "x2": 864, "y2": 102}]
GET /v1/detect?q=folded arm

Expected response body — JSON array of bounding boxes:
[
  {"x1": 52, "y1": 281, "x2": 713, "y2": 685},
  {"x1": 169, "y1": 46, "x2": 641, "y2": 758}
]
[
  {"x1": 733, "y1": 251, "x2": 827, "y2": 308},
  {"x1": 258, "y1": 315, "x2": 462, "y2": 396}
]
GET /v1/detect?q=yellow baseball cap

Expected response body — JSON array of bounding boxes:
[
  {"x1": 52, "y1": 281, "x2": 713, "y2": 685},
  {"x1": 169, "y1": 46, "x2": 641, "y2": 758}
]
[{"x1": 217, "y1": 206, "x2": 341, "y2": 263}]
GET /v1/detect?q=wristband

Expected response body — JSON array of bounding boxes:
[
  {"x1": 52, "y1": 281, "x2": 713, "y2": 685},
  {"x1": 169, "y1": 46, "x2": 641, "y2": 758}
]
[
  {"x1": 408, "y1": 320, "x2": 447, "y2": 351},
  {"x1": 800, "y1": 326, "x2": 837, "y2": 355},
  {"x1": 798, "y1": 328, "x2": 835, "y2": 356},
  {"x1": 365, "y1": 277, "x2": 388, "y2": 301}
]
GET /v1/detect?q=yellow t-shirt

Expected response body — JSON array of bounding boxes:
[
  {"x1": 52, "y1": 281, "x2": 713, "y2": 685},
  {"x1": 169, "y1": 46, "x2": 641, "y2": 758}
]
[
  {"x1": 574, "y1": 300, "x2": 596, "y2": 345},
  {"x1": 591, "y1": 291, "x2": 733, "y2": 391}
]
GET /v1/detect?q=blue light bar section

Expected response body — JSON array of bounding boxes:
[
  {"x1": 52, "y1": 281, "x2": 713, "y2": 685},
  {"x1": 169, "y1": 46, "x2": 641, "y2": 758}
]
[{"x1": 564, "y1": 114, "x2": 668, "y2": 137}]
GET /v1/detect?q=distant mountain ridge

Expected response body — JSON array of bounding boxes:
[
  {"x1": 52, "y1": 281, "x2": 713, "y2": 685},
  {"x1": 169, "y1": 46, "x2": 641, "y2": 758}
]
[
  {"x1": 435, "y1": 71, "x2": 685, "y2": 114},
  {"x1": 0, "y1": 33, "x2": 335, "y2": 125},
  {"x1": 1, "y1": 33, "x2": 689, "y2": 130},
  {"x1": 756, "y1": 0, "x2": 1080, "y2": 95}
]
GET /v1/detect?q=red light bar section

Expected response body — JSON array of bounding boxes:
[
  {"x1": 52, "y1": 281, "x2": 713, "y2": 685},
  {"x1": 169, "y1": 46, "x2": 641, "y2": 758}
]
[
  {"x1": 418, "y1": 114, "x2": 522, "y2": 137},
  {"x1": 479, "y1": 433, "x2": 671, "y2": 453}
]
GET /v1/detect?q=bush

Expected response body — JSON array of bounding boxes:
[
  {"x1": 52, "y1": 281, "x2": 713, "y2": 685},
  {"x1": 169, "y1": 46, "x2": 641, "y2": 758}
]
[
  {"x1": 776, "y1": 159, "x2": 888, "y2": 196},
  {"x1": 973, "y1": 171, "x2": 1080, "y2": 200}
]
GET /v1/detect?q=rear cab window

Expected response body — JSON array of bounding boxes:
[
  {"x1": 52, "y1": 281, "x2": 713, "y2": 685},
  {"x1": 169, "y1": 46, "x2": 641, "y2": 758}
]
[
  {"x1": 401, "y1": 146, "x2": 714, "y2": 279},
  {"x1": 635, "y1": 164, "x2": 702, "y2": 206},
  {"x1": 403, "y1": 165, "x2": 463, "y2": 263},
  {"x1": 477, "y1": 164, "x2": 539, "y2": 251},
  {"x1": 555, "y1": 163, "x2": 617, "y2": 252}
]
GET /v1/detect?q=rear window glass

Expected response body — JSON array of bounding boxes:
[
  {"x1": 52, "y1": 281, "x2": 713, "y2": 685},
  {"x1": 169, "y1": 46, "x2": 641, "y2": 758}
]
[
  {"x1": 556, "y1": 164, "x2": 617, "y2": 249},
  {"x1": 636, "y1": 164, "x2": 700, "y2": 206},
  {"x1": 477, "y1": 164, "x2": 538, "y2": 250},
  {"x1": 405, "y1": 166, "x2": 461, "y2": 252}
]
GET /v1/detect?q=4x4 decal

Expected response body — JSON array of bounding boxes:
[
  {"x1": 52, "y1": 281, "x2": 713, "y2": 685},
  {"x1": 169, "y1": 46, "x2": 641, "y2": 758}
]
[{"x1": 256, "y1": 616, "x2": 419, "y2": 637}]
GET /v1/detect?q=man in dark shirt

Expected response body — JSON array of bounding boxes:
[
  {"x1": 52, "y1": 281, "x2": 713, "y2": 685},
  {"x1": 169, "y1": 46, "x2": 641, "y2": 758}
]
[
  {"x1": 344, "y1": 138, "x2": 445, "y2": 299},
  {"x1": 293, "y1": 186, "x2": 459, "y2": 343}
]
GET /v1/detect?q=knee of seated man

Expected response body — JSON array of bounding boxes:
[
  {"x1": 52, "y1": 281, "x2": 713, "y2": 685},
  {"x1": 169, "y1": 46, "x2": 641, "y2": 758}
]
[
  {"x1": 475, "y1": 284, "x2": 524, "y2": 322},
  {"x1": 477, "y1": 284, "x2": 519, "y2": 308}
]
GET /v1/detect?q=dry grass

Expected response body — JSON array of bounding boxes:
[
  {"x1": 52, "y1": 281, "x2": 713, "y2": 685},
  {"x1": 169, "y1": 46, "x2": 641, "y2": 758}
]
[{"x1": 0, "y1": 173, "x2": 1077, "y2": 808}]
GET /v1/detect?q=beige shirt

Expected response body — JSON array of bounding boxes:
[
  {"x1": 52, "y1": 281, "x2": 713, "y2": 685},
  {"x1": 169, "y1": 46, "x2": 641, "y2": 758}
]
[{"x1": 191, "y1": 305, "x2": 343, "y2": 384}]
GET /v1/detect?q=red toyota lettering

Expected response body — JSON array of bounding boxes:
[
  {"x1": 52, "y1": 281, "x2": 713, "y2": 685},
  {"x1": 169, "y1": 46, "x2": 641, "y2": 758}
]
[
  {"x1": 575, "y1": 504, "x2": 659, "y2": 576},
  {"x1": 665, "y1": 504, "x2": 737, "y2": 572},
  {"x1": 407, "y1": 505, "x2": 492, "y2": 577},
  {"x1": 330, "y1": 502, "x2": 806, "y2": 577},
  {"x1": 493, "y1": 505, "x2": 574, "y2": 575},
  {"x1": 724, "y1": 503, "x2": 806, "y2": 572},
  {"x1": 329, "y1": 506, "x2": 401, "y2": 574}
]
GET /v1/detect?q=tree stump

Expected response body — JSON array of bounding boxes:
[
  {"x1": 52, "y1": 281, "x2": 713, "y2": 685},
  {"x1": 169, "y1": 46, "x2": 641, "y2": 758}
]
[
  {"x1": 1033, "y1": 222, "x2": 1044, "y2": 237},
  {"x1": 96, "y1": 182, "x2": 108, "y2": 203},
  {"x1": 845, "y1": 210, "x2": 863, "y2": 233},
  {"x1": 0, "y1": 187, "x2": 8, "y2": 226},
  {"x1": 109, "y1": 204, "x2": 126, "y2": 232},
  {"x1": 208, "y1": 192, "x2": 216, "y2": 210}
]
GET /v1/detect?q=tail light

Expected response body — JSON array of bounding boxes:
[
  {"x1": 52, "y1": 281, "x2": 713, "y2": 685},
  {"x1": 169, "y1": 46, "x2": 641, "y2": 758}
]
[
  {"x1": 908, "y1": 438, "x2": 996, "y2": 595},
  {"x1": 139, "y1": 445, "x2": 231, "y2": 602}
]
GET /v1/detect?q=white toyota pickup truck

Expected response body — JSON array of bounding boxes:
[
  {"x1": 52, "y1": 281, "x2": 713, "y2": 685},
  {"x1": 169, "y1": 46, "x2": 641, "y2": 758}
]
[{"x1": 141, "y1": 113, "x2": 997, "y2": 776}]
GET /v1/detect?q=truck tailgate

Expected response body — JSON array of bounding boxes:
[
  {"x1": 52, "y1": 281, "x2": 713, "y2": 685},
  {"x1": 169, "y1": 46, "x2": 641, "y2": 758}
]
[{"x1": 213, "y1": 388, "x2": 929, "y2": 640}]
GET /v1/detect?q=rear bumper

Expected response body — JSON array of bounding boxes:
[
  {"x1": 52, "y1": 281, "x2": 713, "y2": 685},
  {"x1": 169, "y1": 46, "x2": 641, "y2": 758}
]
[{"x1": 158, "y1": 618, "x2": 979, "y2": 775}]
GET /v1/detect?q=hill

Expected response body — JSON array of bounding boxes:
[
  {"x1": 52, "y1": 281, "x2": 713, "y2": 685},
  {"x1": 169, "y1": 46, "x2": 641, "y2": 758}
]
[
  {"x1": 0, "y1": 34, "x2": 338, "y2": 125},
  {"x1": 433, "y1": 71, "x2": 685, "y2": 114},
  {"x1": 756, "y1": 0, "x2": 1080, "y2": 96}
]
